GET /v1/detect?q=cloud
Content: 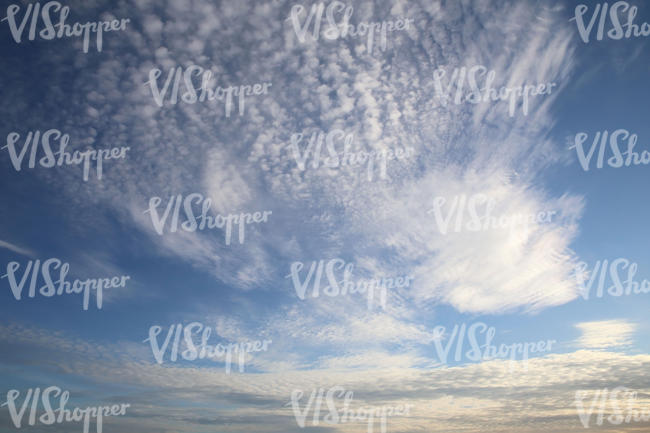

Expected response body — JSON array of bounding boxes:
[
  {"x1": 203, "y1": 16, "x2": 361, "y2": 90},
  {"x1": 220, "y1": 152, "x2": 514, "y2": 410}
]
[
  {"x1": 1, "y1": 323, "x2": 650, "y2": 433},
  {"x1": 0, "y1": 0, "x2": 586, "y2": 317},
  {"x1": 575, "y1": 320, "x2": 637, "y2": 350},
  {"x1": 0, "y1": 1, "x2": 631, "y2": 430},
  {"x1": 0, "y1": 239, "x2": 35, "y2": 258}
]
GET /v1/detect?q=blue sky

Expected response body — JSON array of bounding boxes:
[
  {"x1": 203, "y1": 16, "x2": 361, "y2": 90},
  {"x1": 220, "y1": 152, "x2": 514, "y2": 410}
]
[{"x1": 1, "y1": 0, "x2": 649, "y2": 432}]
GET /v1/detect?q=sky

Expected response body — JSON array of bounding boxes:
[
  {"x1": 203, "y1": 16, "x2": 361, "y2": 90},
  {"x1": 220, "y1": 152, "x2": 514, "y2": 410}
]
[{"x1": 0, "y1": 0, "x2": 649, "y2": 432}]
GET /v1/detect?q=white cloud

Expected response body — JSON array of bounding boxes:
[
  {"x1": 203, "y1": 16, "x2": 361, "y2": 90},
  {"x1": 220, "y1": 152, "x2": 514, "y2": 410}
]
[
  {"x1": 2, "y1": 323, "x2": 650, "y2": 433},
  {"x1": 575, "y1": 320, "x2": 637, "y2": 350},
  {"x1": 0, "y1": 239, "x2": 35, "y2": 257}
]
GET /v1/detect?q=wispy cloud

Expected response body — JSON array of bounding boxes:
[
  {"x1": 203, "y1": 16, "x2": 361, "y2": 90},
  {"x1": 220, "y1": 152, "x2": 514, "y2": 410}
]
[
  {"x1": 575, "y1": 320, "x2": 637, "y2": 350},
  {"x1": 0, "y1": 239, "x2": 34, "y2": 258}
]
